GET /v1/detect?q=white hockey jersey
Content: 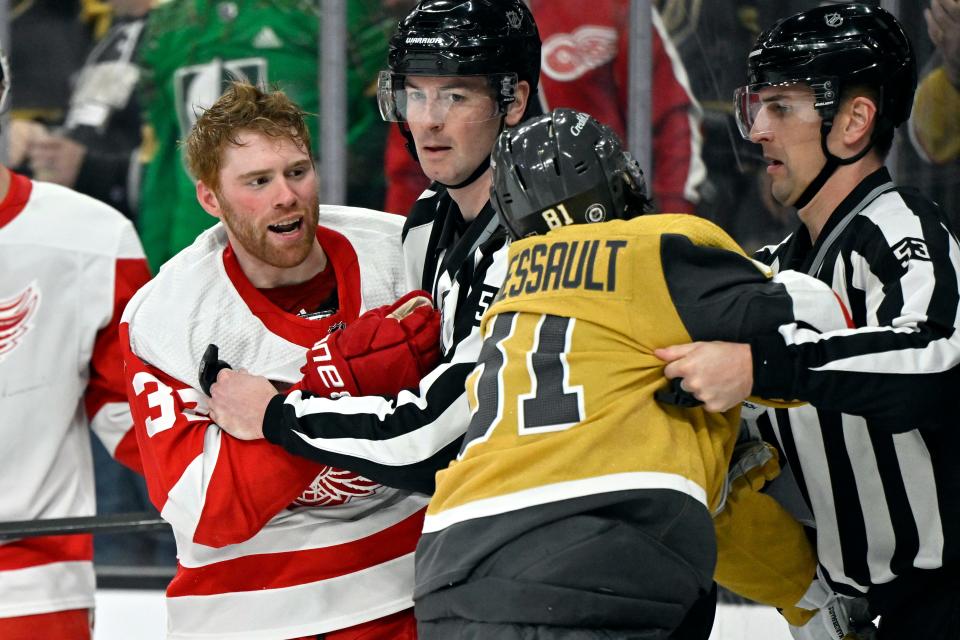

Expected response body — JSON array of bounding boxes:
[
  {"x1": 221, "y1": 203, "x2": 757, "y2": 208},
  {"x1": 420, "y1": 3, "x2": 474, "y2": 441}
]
[
  {"x1": 0, "y1": 171, "x2": 149, "y2": 617},
  {"x1": 121, "y1": 206, "x2": 428, "y2": 640}
]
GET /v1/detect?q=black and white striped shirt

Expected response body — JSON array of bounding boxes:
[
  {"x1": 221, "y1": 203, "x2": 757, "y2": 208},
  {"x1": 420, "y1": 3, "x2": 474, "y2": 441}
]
[
  {"x1": 261, "y1": 186, "x2": 509, "y2": 494},
  {"x1": 749, "y1": 168, "x2": 960, "y2": 606}
]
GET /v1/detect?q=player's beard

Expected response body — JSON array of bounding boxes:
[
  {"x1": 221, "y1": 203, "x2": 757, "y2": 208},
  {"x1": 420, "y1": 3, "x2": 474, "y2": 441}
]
[{"x1": 219, "y1": 194, "x2": 320, "y2": 269}]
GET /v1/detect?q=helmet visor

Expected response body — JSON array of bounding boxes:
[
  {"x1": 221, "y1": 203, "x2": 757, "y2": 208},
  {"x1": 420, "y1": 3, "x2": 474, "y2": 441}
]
[
  {"x1": 378, "y1": 71, "x2": 517, "y2": 124},
  {"x1": 734, "y1": 82, "x2": 823, "y2": 140}
]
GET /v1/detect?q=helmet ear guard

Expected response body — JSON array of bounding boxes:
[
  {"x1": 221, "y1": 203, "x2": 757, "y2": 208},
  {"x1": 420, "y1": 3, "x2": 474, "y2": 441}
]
[{"x1": 620, "y1": 152, "x2": 654, "y2": 217}]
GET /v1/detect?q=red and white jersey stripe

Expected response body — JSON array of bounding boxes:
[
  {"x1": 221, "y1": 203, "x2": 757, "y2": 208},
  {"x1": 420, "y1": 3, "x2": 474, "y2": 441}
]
[
  {"x1": 121, "y1": 206, "x2": 427, "y2": 639},
  {"x1": 0, "y1": 171, "x2": 150, "y2": 617}
]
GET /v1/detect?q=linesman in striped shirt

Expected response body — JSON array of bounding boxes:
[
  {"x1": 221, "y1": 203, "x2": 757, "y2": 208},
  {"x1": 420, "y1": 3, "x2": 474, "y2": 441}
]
[{"x1": 658, "y1": 4, "x2": 960, "y2": 638}]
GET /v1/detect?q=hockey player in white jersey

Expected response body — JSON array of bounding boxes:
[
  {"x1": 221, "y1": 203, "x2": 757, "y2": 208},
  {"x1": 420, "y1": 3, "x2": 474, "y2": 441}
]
[
  {"x1": 0, "y1": 47, "x2": 152, "y2": 639},
  {"x1": 121, "y1": 82, "x2": 438, "y2": 639}
]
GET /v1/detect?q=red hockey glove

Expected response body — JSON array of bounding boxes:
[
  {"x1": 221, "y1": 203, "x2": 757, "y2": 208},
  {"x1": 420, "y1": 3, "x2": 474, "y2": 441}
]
[{"x1": 297, "y1": 290, "x2": 441, "y2": 398}]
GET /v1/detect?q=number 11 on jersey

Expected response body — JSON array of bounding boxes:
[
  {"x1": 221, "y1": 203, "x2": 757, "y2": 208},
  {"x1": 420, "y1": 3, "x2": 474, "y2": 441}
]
[{"x1": 462, "y1": 312, "x2": 585, "y2": 456}]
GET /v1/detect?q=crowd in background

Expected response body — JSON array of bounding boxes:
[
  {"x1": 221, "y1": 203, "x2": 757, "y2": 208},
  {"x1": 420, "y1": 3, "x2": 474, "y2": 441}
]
[{"x1": 4, "y1": 0, "x2": 957, "y2": 574}]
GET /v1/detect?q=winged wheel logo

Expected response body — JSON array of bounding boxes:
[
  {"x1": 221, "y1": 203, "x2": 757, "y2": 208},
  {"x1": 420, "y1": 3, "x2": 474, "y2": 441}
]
[
  {"x1": 0, "y1": 283, "x2": 41, "y2": 363},
  {"x1": 293, "y1": 466, "x2": 381, "y2": 507}
]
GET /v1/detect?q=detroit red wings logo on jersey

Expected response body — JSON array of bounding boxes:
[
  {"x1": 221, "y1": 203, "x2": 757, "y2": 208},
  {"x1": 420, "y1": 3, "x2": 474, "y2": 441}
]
[
  {"x1": 293, "y1": 466, "x2": 381, "y2": 507},
  {"x1": 0, "y1": 283, "x2": 40, "y2": 363},
  {"x1": 541, "y1": 25, "x2": 617, "y2": 81}
]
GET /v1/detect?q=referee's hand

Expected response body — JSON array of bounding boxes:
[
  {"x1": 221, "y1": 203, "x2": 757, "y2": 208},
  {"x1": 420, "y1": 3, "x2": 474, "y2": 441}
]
[
  {"x1": 209, "y1": 369, "x2": 275, "y2": 441},
  {"x1": 654, "y1": 341, "x2": 752, "y2": 413}
]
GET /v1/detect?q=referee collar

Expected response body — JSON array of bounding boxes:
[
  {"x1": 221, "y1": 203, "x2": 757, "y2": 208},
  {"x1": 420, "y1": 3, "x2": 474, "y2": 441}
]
[
  {"x1": 434, "y1": 197, "x2": 501, "y2": 280},
  {"x1": 783, "y1": 167, "x2": 895, "y2": 276}
]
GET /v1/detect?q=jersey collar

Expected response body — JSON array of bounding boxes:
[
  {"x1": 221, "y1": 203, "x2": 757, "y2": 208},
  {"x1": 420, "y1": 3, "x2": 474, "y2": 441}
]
[
  {"x1": 221, "y1": 224, "x2": 363, "y2": 347},
  {"x1": 0, "y1": 171, "x2": 33, "y2": 230}
]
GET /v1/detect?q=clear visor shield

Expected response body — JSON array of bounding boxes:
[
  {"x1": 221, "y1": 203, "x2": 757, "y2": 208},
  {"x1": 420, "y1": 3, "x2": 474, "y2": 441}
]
[
  {"x1": 734, "y1": 83, "x2": 822, "y2": 140},
  {"x1": 377, "y1": 71, "x2": 517, "y2": 124}
]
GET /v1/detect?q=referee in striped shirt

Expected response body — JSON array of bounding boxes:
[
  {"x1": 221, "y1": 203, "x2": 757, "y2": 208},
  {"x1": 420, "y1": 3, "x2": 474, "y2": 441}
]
[
  {"x1": 658, "y1": 4, "x2": 960, "y2": 638},
  {"x1": 207, "y1": 0, "x2": 542, "y2": 490}
]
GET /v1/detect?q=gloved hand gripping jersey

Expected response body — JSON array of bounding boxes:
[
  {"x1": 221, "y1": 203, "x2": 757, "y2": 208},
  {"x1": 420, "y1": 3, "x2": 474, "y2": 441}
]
[
  {"x1": 198, "y1": 291, "x2": 441, "y2": 400},
  {"x1": 295, "y1": 290, "x2": 441, "y2": 398}
]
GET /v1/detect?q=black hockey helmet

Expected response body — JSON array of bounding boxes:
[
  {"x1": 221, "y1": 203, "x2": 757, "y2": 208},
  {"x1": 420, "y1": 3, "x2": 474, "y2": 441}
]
[
  {"x1": 387, "y1": 0, "x2": 539, "y2": 86},
  {"x1": 491, "y1": 108, "x2": 652, "y2": 240},
  {"x1": 736, "y1": 2, "x2": 915, "y2": 135}
]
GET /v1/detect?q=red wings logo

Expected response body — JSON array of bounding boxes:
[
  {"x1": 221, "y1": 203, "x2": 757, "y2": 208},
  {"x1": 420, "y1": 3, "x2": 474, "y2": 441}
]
[
  {"x1": 0, "y1": 283, "x2": 41, "y2": 363},
  {"x1": 541, "y1": 26, "x2": 618, "y2": 81},
  {"x1": 292, "y1": 466, "x2": 381, "y2": 508}
]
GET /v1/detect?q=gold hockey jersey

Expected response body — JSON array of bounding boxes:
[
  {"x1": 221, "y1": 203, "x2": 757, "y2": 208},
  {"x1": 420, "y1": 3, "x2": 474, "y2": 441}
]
[{"x1": 417, "y1": 214, "x2": 849, "y2": 609}]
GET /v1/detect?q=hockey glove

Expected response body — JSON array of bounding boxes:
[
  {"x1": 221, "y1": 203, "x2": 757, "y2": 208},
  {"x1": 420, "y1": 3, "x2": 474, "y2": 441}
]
[
  {"x1": 714, "y1": 439, "x2": 820, "y2": 614},
  {"x1": 297, "y1": 290, "x2": 441, "y2": 398},
  {"x1": 788, "y1": 592, "x2": 876, "y2": 640},
  {"x1": 199, "y1": 344, "x2": 232, "y2": 396},
  {"x1": 713, "y1": 440, "x2": 780, "y2": 516}
]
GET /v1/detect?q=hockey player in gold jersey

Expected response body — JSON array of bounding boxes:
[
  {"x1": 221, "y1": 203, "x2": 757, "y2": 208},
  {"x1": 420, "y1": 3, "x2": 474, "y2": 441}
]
[{"x1": 413, "y1": 109, "x2": 855, "y2": 639}]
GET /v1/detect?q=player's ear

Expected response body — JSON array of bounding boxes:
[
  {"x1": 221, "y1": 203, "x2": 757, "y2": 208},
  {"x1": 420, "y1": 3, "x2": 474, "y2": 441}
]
[
  {"x1": 505, "y1": 80, "x2": 531, "y2": 127},
  {"x1": 196, "y1": 180, "x2": 223, "y2": 220}
]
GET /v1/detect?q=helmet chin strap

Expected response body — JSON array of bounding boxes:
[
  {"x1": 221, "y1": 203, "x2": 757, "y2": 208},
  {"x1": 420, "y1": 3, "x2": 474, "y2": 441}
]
[
  {"x1": 792, "y1": 119, "x2": 876, "y2": 209},
  {"x1": 436, "y1": 155, "x2": 491, "y2": 190}
]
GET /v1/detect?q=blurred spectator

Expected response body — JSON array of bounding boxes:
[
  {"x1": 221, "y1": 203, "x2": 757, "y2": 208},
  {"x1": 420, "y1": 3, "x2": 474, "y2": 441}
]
[
  {"x1": 344, "y1": 1, "x2": 416, "y2": 210},
  {"x1": 136, "y1": 0, "x2": 321, "y2": 273},
  {"x1": 8, "y1": 0, "x2": 94, "y2": 125},
  {"x1": 910, "y1": 0, "x2": 960, "y2": 165},
  {"x1": 22, "y1": 0, "x2": 151, "y2": 221},
  {"x1": 530, "y1": 0, "x2": 704, "y2": 214},
  {"x1": 655, "y1": 1, "x2": 799, "y2": 251},
  {"x1": 883, "y1": 0, "x2": 960, "y2": 232},
  {"x1": 383, "y1": 2, "x2": 706, "y2": 216}
]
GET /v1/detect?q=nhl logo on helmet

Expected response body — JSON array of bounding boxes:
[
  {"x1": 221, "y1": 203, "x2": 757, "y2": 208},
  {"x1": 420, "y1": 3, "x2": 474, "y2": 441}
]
[
  {"x1": 824, "y1": 12, "x2": 844, "y2": 28},
  {"x1": 586, "y1": 204, "x2": 606, "y2": 223}
]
